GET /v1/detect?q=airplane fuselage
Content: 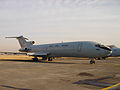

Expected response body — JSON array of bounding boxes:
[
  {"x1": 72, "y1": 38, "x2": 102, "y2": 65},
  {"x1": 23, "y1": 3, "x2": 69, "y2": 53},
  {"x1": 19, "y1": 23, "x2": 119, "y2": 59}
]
[{"x1": 20, "y1": 41, "x2": 111, "y2": 58}]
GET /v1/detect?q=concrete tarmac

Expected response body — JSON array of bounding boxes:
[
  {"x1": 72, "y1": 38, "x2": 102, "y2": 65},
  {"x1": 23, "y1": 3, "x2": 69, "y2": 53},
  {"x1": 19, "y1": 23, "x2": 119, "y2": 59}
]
[{"x1": 0, "y1": 55, "x2": 120, "y2": 90}]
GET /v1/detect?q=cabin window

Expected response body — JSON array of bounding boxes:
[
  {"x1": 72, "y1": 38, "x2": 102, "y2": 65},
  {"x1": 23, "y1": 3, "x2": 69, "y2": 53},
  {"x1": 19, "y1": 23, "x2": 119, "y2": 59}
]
[
  {"x1": 49, "y1": 45, "x2": 53, "y2": 47},
  {"x1": 62, "y1": 45, "x2": 68, "y2": 47},
  {"x1": 55, "y1": 45, "x2": 59, "y2": 47}
]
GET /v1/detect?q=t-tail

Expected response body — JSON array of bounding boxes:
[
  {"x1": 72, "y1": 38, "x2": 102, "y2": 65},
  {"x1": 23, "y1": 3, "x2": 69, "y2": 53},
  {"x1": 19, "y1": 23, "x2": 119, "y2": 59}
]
[{"x1": 6, "y1": 36, "x2": 35, "y2": 52}]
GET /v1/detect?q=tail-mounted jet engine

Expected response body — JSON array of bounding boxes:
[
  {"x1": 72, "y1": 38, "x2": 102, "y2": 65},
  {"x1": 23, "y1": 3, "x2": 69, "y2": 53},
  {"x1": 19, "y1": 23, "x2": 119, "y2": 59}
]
[
  {"x1": 27, "y1": 41, "x2": 35, "y2": 46},
  {"x1": 19, "y1": 48, "x2": 31, "y2": 52}
]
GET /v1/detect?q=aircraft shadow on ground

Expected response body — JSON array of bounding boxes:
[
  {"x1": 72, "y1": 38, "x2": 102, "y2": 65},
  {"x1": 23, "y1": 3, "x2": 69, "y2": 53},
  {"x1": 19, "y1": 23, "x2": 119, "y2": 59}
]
[
  {"x1": 0, "y1": 85, "x2": 32, "y2": 90},
  {"x1": 73, "y1": 75, "x2": 116, "y2": 88},
  {"x1": 0, "y1": 59, "x2": 76, "y2": 64}
]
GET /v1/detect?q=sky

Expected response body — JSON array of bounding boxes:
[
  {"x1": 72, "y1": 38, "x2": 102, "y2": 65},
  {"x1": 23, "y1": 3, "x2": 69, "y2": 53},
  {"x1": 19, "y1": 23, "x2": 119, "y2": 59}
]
[{"x1": 0, "y1": 0, "x2": 120, "y2": 51}]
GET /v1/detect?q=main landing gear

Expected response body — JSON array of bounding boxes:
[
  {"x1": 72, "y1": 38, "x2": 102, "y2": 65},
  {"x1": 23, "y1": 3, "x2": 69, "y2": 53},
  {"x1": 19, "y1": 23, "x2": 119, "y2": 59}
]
[
  {"x1": 32, "y1": 57, "x2": 39, "y2": 62},
  {"x1": 42, "y1": 57, "x2": 53, "y2": 61},
  {"x1": 90, "y1": 59, "x2": 95, "y2": 64},
  {"x1": 48, "y1": 57, "x2": 53, "y2": 61},
  {"x1": 32, "y1": 57, "x2": 54, "y2": 62}
]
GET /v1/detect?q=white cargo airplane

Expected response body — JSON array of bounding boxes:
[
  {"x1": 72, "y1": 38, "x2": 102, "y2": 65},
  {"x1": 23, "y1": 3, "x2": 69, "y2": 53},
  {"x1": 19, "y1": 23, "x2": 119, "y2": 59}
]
[{"x1": 6, "y1": 36, "x2": 111, "y2": 64}]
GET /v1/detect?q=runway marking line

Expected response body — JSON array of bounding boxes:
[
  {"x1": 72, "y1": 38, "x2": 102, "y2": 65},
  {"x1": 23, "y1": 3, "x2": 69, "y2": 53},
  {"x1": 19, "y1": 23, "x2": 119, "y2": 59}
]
[{"x1": 101, "y1": 83, "x2": 120, "y2": 90}]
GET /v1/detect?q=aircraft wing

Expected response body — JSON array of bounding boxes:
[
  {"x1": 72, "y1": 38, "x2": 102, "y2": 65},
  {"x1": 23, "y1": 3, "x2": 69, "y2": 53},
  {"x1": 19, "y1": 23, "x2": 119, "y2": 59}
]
[
  {"x1": 0, "y1": 52, "x2": 50, "y2": 57},
  {"x1": 27, "y1": 52, "x2": 50, "y2": 57},
  {"x1": 0, "y1": 52, "x2": 27, "y2": 55}
]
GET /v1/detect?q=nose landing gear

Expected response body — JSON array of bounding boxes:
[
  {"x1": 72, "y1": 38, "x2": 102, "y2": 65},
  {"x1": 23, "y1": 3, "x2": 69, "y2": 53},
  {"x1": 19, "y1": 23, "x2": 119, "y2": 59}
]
[{"x1": 90, "y1": 59, "x2": 95, "y2": 64}]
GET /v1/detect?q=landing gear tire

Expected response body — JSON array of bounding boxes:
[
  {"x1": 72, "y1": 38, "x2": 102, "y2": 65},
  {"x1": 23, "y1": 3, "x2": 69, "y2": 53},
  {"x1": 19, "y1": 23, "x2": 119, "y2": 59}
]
[
  {"x1": 48, "y1": 57, "x2": 53, "y2": 61},
  {"x1": 90, "y1": 60, "x2": 95, "y2": 64},
  {"x1": 32, "y1": 57, "x2": 39, "y2": 62},
  {"x1": 97, "y1": 58, "x2": 101, "y2": 60}
]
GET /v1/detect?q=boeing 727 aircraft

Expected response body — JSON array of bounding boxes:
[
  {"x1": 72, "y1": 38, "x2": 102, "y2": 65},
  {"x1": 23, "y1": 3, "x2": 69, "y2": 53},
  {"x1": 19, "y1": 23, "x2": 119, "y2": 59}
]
[{"x1": 6, "y1": 36, "x2": 111, "y2": 64}]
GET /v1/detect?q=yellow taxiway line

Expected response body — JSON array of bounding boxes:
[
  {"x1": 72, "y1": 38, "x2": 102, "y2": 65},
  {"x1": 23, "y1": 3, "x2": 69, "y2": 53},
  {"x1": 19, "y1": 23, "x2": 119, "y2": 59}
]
[{"x1": 101, "y1": 83, "x2": 120, "y2": 90}]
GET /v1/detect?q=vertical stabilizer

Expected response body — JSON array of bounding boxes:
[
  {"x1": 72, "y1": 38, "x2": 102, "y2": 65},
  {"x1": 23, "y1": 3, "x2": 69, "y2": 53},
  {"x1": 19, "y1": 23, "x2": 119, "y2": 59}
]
[{"x1": 6, "y1": 36, "x2": 34, "y2": 48}]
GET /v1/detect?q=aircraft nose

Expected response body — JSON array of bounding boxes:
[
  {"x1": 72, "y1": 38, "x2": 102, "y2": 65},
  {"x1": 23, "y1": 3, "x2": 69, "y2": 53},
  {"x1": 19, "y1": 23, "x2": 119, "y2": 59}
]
[
  {"x1": 104, "y1": 49, "x2": 112, "y2": 56},
  {"x1": 104, "y1": 47, "x2": 112, "y2": 55}
]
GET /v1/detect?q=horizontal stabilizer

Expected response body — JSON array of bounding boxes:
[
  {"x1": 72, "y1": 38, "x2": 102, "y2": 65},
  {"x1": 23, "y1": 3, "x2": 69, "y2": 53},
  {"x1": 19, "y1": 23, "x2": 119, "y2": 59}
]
[
  {"x1": 5, "y1": 36, "x2": 32, "y2": 48},
  {"x1": 6, "y1": 36, "x2": 28, "y2": 40}
]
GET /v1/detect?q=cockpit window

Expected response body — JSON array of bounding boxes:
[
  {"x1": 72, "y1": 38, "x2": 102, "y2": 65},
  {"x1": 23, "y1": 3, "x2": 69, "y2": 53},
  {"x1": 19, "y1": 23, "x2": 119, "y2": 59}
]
[
  {"x1": 95, "y1": 44, "x2": 105, "y2": 48},
  {"x1": 95, "y1": 44, "x2": 111, "y2": 51},
  {"x1": 95, "y1": 44, "x2": 101, "y2": 47}
]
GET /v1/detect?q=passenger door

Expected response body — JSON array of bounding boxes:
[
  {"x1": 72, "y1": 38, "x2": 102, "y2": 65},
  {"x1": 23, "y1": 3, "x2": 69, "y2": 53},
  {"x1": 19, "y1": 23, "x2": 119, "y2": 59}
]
[{"x1": 78, "y1": 42, "x2": 83, "y2": 52}]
